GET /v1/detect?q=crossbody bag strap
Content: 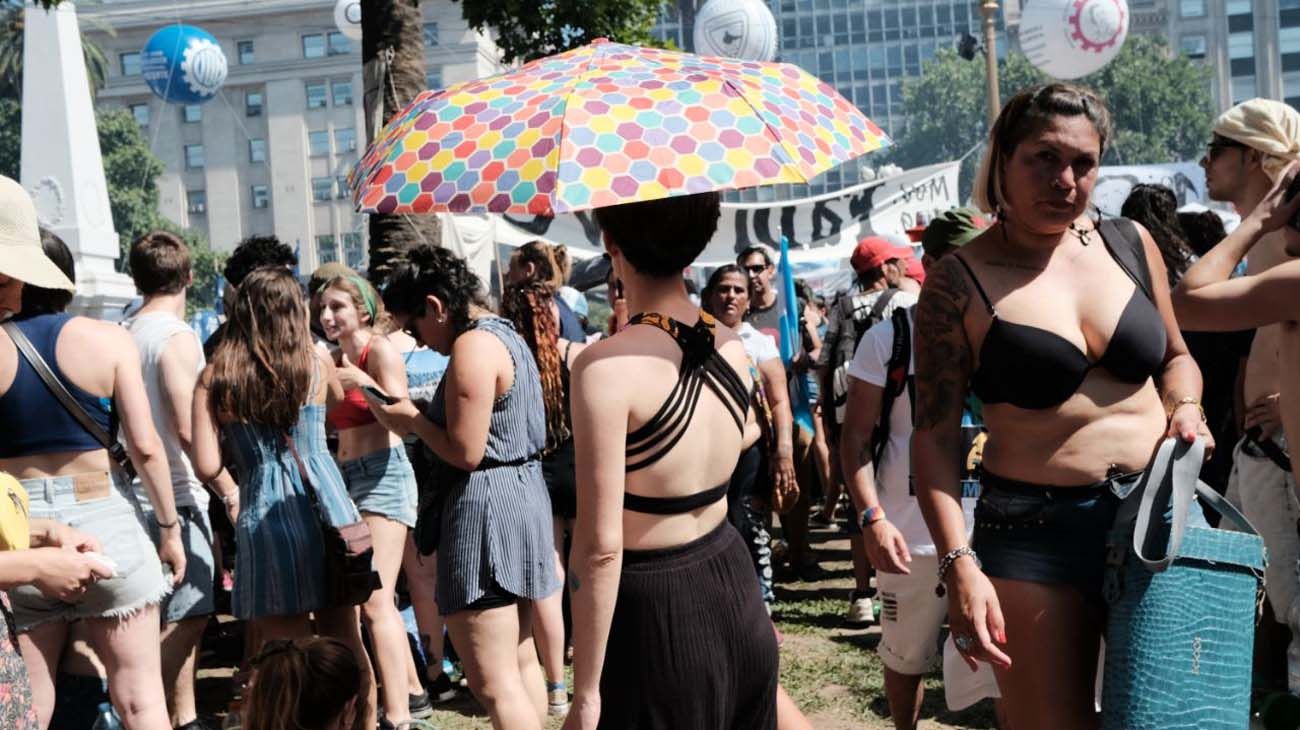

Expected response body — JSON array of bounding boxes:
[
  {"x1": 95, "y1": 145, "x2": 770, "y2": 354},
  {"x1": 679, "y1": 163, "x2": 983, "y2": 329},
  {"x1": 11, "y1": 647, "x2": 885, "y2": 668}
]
[
  {"x1": 2, "y1": 321, "x2": 135, "y2": 477},
  {"x1": 281, "y1": 433, "x2": 324, "y2": 510}
]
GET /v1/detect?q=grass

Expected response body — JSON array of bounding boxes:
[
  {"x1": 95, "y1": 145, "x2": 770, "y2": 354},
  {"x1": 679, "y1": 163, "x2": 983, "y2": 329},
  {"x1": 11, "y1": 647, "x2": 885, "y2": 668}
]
[{"x1": 198, "y1": 526, "x2": 1000, "y2": 729}]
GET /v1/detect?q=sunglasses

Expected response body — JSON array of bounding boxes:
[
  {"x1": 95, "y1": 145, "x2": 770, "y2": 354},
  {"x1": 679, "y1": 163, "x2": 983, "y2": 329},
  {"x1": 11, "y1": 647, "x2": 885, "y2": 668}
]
[
  {"x1": 743, "y1": 264, "x2": 769, "y2": 275},
  {"x1": 1205, "y1": 138, "x2": 1247, "y2": 159}
]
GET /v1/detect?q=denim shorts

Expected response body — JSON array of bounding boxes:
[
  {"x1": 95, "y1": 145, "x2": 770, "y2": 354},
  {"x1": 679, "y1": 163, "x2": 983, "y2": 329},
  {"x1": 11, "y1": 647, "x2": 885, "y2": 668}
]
[
  {"x1": 9, "y1": 471, "x2": 169, "y2": 632},
  {"x1": 340, "y1": 446, "x2": 418, "y2": 527},
  {"x1": 145, "y1": 505, "x2": 215, "y2": 623},
  {"x1": 972, "y1": 470, "x2": 1139, "y2": 601}
]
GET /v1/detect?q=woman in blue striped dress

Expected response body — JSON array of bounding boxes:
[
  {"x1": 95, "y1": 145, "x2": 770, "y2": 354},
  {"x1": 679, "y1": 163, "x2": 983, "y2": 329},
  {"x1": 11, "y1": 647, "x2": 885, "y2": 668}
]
[
  {"x1": 365, "y1": 246, "x2": 559, "y2": 730},
  {"x1": 191, "y1": 267, "x2": 375, "y2": 728}
]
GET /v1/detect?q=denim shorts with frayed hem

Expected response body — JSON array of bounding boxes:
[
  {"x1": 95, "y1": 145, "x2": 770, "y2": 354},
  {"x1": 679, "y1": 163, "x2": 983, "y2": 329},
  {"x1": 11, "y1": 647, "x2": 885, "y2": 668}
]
[
  {"x1": 340, "y1": 445, "x2": 419, "y2": 528},
  {"x1": 9, "y1": 471, "x2": 169, "y2": 632},
  {"x1": 145, "y1": 504, "x2": 215, "y2": 623}
]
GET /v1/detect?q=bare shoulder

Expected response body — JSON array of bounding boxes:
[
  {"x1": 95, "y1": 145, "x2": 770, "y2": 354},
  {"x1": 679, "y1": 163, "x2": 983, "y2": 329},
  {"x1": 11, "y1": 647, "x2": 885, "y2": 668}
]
[
  {"x1": 917, "y1": 253, "x2": 974, "y2": 313},
  {"x1": 711, "y1": 320, "x2": 753, "y2": 383},
  {"x1": 453, "y1": 327, "x2": 509, "y2": 361}
]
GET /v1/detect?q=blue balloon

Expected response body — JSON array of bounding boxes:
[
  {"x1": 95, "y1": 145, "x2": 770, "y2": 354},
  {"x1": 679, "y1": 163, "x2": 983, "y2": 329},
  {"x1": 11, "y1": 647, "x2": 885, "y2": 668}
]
[{"x1": 140, "y1": 24, "x2": 228, "y2": 105}]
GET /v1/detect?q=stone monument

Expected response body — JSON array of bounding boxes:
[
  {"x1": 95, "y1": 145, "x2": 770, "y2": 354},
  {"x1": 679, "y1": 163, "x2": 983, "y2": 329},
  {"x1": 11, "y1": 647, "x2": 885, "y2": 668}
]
[{"x1": 21, "y1": 0, "x2": 136, "y2": 320}]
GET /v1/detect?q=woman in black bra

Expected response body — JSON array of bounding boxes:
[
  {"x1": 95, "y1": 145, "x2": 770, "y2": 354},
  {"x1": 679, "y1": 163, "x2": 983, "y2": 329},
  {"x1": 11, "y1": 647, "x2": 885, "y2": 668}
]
[
  {"x1": 912, "y1": 84, "x2": 1211, "y2": 729},
  {"x1": 563, "y1": 192, "x2": 800, "y2": 730}
]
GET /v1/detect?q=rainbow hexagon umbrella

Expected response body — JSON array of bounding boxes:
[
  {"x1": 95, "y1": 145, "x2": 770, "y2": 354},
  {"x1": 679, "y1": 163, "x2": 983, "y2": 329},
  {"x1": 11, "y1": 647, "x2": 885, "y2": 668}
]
[{"x1": 350, "y1": 38, "x2": 891, "y2": 216}]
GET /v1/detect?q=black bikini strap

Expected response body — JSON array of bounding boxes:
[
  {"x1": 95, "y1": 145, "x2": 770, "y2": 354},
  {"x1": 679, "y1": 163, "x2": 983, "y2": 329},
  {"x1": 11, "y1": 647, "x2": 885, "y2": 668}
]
[
  {"x1": 1098, "y1": 218, "x2": 1155, "y2": 302},
  {"x1": 951, "y1": 254, "x2": 995, "y2": 313},
  {"x1": 623, "y1": 482, "x2": 729, "y2": 515}
]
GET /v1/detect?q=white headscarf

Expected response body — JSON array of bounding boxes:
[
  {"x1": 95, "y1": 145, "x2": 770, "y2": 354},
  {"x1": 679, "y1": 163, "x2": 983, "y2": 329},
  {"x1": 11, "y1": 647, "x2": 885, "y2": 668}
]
[{"x1": 1213, "y1": 98, "x2": 1300, "y2": 181}]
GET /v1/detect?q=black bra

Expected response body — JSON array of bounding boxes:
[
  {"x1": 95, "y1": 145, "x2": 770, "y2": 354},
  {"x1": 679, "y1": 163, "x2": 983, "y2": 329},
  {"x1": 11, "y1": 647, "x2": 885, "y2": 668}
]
[
  {"x1": 955, "y1": 220, "x2": 1167, "y2": 411},
  {"x1": 622, "y1": 311, "x2": 751, "y2": 515}
]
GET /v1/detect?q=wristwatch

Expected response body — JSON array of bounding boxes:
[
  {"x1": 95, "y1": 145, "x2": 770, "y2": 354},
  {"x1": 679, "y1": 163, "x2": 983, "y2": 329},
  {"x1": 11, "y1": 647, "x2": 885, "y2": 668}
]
[{"x1": 860, "y1": 505, "x2": 886, "y2": 528}]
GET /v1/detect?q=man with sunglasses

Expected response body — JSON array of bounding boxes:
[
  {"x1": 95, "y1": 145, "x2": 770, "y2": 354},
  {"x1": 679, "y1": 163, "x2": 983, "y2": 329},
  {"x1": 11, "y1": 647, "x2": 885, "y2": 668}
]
[{"x1": 1174, "y1": 97, "x2": 1300, "y2": 692}]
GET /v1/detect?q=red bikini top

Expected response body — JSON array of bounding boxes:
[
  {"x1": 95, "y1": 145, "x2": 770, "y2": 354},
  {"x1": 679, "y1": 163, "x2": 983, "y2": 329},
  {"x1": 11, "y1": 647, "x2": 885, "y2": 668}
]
[{"x1": 327, "y1": 339, "x2": 378, "y2": 430}]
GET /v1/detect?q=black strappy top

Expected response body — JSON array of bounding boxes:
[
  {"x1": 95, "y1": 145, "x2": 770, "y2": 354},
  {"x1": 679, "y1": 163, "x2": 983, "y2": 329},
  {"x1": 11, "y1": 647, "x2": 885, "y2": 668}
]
[
  {"x1": 954, "y1": 219, "x2": 1168, "y2": 411},
  {"x1": 622, "y1": 311, "x2": 752, "y2": 515}
]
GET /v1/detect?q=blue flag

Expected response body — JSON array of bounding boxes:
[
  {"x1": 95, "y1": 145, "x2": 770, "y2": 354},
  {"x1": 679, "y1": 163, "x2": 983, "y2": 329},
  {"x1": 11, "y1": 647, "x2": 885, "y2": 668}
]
[{"x1": 777, "y1": 236, "x2": 815, "y2": 434}]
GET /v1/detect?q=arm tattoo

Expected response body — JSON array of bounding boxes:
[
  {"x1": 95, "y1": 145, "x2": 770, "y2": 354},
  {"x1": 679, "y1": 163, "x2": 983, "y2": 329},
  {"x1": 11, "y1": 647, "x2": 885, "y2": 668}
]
[
  {"x1": 913, "y1": 256, "x2": 974, "y2": 430},
  {"x1": 569, "y1": 572, "x2": 581, "y2": 592}
]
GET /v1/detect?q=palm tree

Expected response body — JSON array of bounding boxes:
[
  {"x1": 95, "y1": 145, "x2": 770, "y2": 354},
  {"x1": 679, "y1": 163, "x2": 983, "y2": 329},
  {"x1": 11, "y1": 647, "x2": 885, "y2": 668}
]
[
  {"x1": 0, "y1": 0, "x2": 112, "y2": 100},
  {"x1": 361, "y1": 0, "x2": 441, "y2": 282}
]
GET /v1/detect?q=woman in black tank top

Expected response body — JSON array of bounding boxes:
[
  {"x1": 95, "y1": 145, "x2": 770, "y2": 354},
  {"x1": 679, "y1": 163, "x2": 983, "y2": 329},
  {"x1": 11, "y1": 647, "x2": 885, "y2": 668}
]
[
  {"x1": 564, "y1": 193, "x2": 807, "y2": 730},
  {"x1": 911, "y1": 85, "x2": 1211, "y2": 728}
]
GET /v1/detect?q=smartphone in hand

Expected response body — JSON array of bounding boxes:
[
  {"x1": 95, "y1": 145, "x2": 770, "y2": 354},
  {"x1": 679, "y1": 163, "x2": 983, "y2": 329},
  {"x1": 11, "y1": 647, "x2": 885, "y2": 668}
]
[{"x1": 362, "y1": 385, "x2": 398, "y2": 405}]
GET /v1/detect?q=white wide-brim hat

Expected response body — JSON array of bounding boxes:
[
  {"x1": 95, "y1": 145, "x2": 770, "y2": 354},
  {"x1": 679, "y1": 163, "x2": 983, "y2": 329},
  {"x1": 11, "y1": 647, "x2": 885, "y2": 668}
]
[{"x1": 0, "y1": 175, "x2": 75, "y2": 292}]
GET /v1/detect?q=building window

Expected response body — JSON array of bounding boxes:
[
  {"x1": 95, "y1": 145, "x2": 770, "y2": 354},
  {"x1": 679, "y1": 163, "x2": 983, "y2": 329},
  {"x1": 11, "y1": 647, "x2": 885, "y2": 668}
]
[
  {"x1": 302, "y1": 34, "x2": 326, "y2": 59},
  {"x1": 1233, "y1": 76, "x2": 1257, "y2": 104},
  {"x1": 246, "y1": 91, "x2": 264, "y2": 116},
  {"x1": 120, "y1": 52, "x2": 141, "y2": 76},
  {"x1": 1229, "y1": 32, "x2": 1255, "y2": 76},
  {"x1": 316, "y1": 235, "x2": 338, "y2": 263},
  {"x1": 237, "y1": 40, "x2": 254, "y2": 65},
  {"x1": 342, "y1": 232, "x2": 363, "y2": 268},
  {"x1": 1179, "y1": 0, "x2": 1206, "y2": 15},
  {"x1": 1284, "y1": 27, "x2": 1300, "y2": 71},
  {"x1": 306, "y1": 82, "x2": 328, "y2": 109},
  {"x1": 185, "y1": 144, "x2": 205, "y2": 169},
  {"x1": 1180, "y1": 34, "x2": 1207, "y2": 59},
  {"x1": 1226, "y1": 0, "x2": 1251, "y2": 12},
  {"x1": 335, "y1": 127, "x2": 357, "y2": 154},
  {"x1": 312, "y1": 177, "x2": 334, "y2": 202},
  {"x1": 1228, "y1": 13, "x2": 1254, "y2": 33},
  {"x1": 332, "y1": 79, "x2": 353, "y2": 106},
  {"x1": 187, "y1": 190, "x2": 207, "y2": 214},
  {"x1": 1287, "y1": 76, "x2": 1300, "y2": 110},
  {"x1": 130, "y1": 103, "x2": 150, "y2": 128},
  {"x1": 308, "y1": 130, "x2": 331, "y2": 157},
  {"x1": 327, "y1": 31, "x2": 351, "y2": 55},
  {"x1": 426, "y1": 69, "x2": 443, "y2": 90},
  {"x1": 249, "y1": 138, "x2": 267, "y2": 163},
  {"x1": 336, "y1": 174, "x2": 351, "y2": 199},
  {"x1": 182, "y1": 104, "x2": 201, "y2": 123},
  {"x1": 251, "y1": 184, "x2": 269, "y2": 209},
  {"x1": 423, "y1": 22, "x2": 439, "y2": 47}
]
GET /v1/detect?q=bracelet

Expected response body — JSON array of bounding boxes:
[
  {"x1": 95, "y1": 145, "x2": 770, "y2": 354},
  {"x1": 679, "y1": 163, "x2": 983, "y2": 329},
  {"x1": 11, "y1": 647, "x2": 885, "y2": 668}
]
[
  {"x1": 935, "y1": 547, "x2": 979, "y2": 597},
  {"x1": 156, "y1": 517, "x2": 179, "y2": 530},
  {"x1": 860, "y1": 505, "x2": 886, "y2": 528},
  {"x1": 1167, "y1": 396, "x2": 1206, "y2": 423}
]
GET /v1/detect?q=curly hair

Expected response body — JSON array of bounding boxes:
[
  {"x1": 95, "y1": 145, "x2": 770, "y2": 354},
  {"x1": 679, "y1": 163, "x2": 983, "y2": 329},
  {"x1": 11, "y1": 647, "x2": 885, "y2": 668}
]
[
  {"x1": 223, "y1": 235, "x2": 296, "y2": 288},
  {"x1": 973, "y1": 83, "x2": 1113, "y2": 214},
  {"x1": 1177, "y1": 210, "x2": 1227, "y2": 258},
  {"x1": 501, "y1": 282, "x2": 569, "y2": 453},
  {"x1": 1121, "y1": 184, "x2": 1194, "y2": 286},
  {"x1": 244, "y1": 638, "x2": 361, "y2": 730},
  {"x1": 379, "y1": 245, "x2": 489, "y2": 335},
  {"x1": 208, "y1": 267, "x2": 315, "y2": 431},
  {"x1": 511, "y1": 241, "x2": 569, "y2": 291}
]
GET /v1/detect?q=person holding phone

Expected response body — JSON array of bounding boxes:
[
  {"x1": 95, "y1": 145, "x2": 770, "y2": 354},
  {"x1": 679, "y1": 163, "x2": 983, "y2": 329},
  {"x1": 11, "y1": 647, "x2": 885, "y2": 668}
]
[{"x1": 317, "y1": 271, "x2": 432, "y2": 728}]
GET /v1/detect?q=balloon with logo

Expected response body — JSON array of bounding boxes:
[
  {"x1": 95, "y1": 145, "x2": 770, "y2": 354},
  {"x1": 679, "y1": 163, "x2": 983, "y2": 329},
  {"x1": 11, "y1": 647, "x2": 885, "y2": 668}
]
[
  {"x1": 334, "y1": 0, "x2": 362, "y2": 41},
  {"x1": 692, "y1": 0, "x2": 779, "y2": 63},
  {"x1": 140, "y1": 24, "x2": 229, "y2": 104},
  {"x1": 1019, "y1": 0, "x2": 1129, "y2": 79}
]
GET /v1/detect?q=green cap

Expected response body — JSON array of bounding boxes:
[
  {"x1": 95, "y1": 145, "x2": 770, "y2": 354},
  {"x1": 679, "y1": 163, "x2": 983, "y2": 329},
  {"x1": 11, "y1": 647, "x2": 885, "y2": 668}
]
[{"x1": 920, "y1": 208, "x2": 991, "y2": 258}]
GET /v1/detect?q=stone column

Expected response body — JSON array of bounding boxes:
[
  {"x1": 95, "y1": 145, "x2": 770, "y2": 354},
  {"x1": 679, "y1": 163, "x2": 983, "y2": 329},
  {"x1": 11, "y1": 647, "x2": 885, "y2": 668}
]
[{"x1": 21, "y1": 0, "x2": 136, "y2": 320}]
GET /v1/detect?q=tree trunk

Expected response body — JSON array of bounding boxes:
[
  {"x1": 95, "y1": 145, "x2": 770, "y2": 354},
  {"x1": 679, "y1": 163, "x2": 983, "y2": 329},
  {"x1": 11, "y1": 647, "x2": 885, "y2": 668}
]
[{"x1": 362, "y1": 0, "x2": 440, "y2": 283}]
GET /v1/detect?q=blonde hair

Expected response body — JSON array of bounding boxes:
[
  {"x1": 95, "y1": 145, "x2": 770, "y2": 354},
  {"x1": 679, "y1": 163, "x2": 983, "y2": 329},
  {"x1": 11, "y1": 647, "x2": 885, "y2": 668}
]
[{"x1": 972, "y1": 83, "x2": 1113, "y2": 214}]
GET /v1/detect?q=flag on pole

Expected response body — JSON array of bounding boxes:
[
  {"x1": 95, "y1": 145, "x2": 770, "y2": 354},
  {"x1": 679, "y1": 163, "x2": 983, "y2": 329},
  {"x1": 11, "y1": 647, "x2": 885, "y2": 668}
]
[{"x1": 777, "y1": 236, "x2": 815, "y2": 434}]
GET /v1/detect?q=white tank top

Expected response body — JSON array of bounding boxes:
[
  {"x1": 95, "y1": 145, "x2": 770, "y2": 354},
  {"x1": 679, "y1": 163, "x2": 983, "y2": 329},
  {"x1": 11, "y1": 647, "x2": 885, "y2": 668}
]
[{"x1": 124, "y1": 311, "x2": 208, "y2": 509}]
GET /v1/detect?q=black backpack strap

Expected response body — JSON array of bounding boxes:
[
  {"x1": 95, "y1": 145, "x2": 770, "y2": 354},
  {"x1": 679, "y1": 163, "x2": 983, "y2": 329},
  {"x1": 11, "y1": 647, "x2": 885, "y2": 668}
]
[
  {"x1": 2, "y1": 321, "x2": 137, "y2": 480},
  {"x1": 868, "y1": 288, "x2": 898, "y2": 326},
  {"x1": 871, "y1": 306, "x2": 912, "y2": 468},
  {"x1": 1098, "y1": 218, "x2": 1154, "y2": 302}
]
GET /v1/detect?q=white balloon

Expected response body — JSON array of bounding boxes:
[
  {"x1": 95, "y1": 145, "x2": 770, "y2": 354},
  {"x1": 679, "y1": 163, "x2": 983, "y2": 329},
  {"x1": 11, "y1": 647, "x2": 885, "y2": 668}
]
[
  {"x1": 334, "y1": 0, "x2": 362, "y2": 41},
  {"x1": 692, "y1": 0, "x2": 778, "y2": 63},
  {"x1": 1019, "y1": 0, "x2": 1129, "y2": 79}
]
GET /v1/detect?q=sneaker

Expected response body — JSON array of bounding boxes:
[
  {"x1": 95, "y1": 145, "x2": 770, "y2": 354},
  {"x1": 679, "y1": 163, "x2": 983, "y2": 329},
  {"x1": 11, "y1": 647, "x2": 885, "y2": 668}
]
[
  {"x1": 547, "y1": 682, "x2": 570, "y2": 716},
  {"x1": 809, "y1": 511, "x2": 834, "y2": 528},
  {"x1": 408, "y1": 690, "x2": 433, "y2": 720},
  {"x1": 426, "y1": 671, "x2": 458, "y2": 704},
  {"x1": 845, "y1": 590, "x2": 874, "y2": 626}
]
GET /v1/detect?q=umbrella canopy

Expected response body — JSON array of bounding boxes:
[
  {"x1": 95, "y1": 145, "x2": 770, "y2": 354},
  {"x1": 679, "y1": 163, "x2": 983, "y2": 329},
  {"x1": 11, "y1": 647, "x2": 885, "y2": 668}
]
[{"x1": 351, "y1": 38, "x2": 890, "y2": 216}]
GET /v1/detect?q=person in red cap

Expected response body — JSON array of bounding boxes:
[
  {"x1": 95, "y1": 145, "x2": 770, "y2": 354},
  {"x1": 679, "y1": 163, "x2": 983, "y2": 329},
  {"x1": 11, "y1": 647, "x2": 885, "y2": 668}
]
[{"x1": 819, "y1": 234, "x2": 918, "y2": 624}]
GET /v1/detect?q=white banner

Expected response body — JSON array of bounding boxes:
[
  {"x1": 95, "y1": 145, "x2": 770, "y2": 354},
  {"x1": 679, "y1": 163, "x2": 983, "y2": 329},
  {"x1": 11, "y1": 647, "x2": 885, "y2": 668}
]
[
  {"x1": 1092, "y1": 161, "x2": 1208, "y2": 218},
  {"x1": 496, "y1": 161, "x2": 961, "y2": 266}
]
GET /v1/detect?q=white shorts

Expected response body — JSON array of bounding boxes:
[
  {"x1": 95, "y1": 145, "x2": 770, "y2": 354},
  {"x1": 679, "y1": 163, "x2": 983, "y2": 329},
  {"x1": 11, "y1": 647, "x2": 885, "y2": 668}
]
[{"x1": 877, "y1": 555, "x2": 1001, "y2": 711}]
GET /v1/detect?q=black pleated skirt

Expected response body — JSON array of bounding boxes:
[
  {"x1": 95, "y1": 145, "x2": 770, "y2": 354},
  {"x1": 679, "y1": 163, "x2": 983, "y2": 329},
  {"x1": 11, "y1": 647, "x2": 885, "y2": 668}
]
[{"x1": 598, "y1": 519, "x2": 779, "y2": 730}]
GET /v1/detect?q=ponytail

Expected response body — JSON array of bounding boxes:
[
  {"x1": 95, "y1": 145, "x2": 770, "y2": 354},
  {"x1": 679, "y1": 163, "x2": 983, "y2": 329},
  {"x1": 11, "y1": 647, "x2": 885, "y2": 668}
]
[{"x1": 501, "y1": 282, "x2": 569, "y2": 452}]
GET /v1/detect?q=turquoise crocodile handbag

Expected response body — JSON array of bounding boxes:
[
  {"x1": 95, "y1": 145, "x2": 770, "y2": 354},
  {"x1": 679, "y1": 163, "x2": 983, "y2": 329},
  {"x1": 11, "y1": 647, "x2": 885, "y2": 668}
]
[{"x1": 1103, "y1": 438, "x2": 1266, "y2": 730}]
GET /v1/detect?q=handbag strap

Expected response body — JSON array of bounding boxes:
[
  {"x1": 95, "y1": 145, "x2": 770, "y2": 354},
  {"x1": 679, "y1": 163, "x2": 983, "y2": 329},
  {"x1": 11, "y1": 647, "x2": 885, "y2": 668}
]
[
  {"x1": 1132, "y1": 437, "x2": 1258, "y2": 573},
  {"x1": 281, "y1": 433, "x2": 326, "y2": 513},
  {"x1": 2, "y1": 321, "x2": 135, "y2": 476}
]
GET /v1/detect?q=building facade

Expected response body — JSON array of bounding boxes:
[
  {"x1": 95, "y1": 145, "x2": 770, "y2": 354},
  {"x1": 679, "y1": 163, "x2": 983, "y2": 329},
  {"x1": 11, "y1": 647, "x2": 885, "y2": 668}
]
[
  {"x1": 83, "y1": 0, "x2": 502, "y2": 271},
  {"x1": 658, "y1": 0, "x2": 1290, "y2": 199}
]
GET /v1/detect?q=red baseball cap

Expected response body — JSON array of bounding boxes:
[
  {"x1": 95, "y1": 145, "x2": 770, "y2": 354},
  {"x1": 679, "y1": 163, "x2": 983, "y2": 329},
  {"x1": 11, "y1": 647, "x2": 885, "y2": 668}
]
[
  {"x1": 851, "y1": 236, "x2": 912, "y2": 274},
  {"x1": 904, "y1": 256, "x2": 926, "y2": 284}
]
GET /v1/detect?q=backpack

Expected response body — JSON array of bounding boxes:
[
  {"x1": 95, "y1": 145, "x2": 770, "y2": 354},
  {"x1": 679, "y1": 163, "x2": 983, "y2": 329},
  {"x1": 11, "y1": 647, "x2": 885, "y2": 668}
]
[
  {"x1": 829, "y1": 288, "x2": 899, "y2": 425},
  {"x1": 872, "y1": 305, "x2": 914, "y2": 468}
]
